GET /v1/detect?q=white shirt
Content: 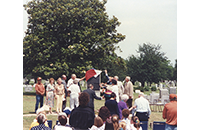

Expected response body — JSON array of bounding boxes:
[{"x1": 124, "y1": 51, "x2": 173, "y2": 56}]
[
  {"x1": 54, "y1": 125, "x2": 72, "y2": 130},
  {"x1": 121, "y1": 118, "x2": 131, "y2": 130},
  {"x1": 117, "y1": 81, "x2": 124, "y2": 95},
  {"x1": 90, "y1": 124, "x2": 105, "y2": 130},
  {"x1": 66, "y1": 78, "x2": 80, "y2": 88},
  {"x1": 112, "y1": 85, "x2": 119, "y2": 102},
  {"x1": 68, "y1": 84, "x2": 80, "y2": 97},
  {"x1": 134, "y1": 96, "x2": 151, "y2": 115},
  {"x1": 130, "y1": 124, "x2": 142, "y2": 130}
]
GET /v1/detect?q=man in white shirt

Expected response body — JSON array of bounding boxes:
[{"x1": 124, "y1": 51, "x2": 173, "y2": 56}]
[
  {"x1": 132, "y1": 92, "x2": 151, "y2": 121},
  {"x1": 111, "y1": 79, "x2": 119, "y2": 102},
  {"x1": 66, "y1": 74, "x2": 85, "y2": 89},
  {"x1": 114, "y1": 76, "x2": 124, "y2": 101},
  {"x1": 67, "y1": 80, "x2": 81, "y2": 109}
]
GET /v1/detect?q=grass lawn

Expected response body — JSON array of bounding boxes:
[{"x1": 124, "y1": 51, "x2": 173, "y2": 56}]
[{"x1": 23, "y1": 88, "x2": 166, "y2": 130}]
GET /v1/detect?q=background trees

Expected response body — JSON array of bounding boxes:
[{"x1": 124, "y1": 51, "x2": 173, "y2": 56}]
[
  {"x1": 126, "y1": 43, "x2": 176, "y2": 86},
  {"x1": 23, "y1": 0, "x2": 126, "y2": 79}
]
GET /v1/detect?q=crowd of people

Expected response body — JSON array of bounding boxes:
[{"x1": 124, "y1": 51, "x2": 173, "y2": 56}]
[{"x1": 30, "y1": 70, "x2": 177, "y2": 130}]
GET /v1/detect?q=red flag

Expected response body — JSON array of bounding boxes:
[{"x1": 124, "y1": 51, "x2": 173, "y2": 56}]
[{"x1": 85, "y1": 69, "x2": 97, "y2": 81}]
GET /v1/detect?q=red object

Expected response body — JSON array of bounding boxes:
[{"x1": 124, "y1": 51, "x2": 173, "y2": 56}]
[{"x1": 85, "y1": 69, "x2": 96, "y2": 81}]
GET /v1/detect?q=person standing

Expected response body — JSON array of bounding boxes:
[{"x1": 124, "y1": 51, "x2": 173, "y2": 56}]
[
  {"x1": 111, "y1": 79, "x2": 119, "y2": 102},
  {"x1": 162, "y1": 94, "x2": 177, "y2": 130},
  {"x1": 114, "y1": 76, "x2": 124, "y2": 101},
  {"x1": 67, "y1": 80, "x2": 81, "y2": 109},
  {"x1": 69, "y1": 92, "x2": 95, "y2": 129},
  {"x1": 55, "y1": 78, "x2": 65, "y2": 113},
  {"x1": 132, "y1": 92, "x2": 151, "y2": 121},
  {"x1": 61, "y1": 75, "x2": 67, "y2": 111},
  {"x1": 105, "y1": 92, "x2": 119, "y2": 116},
  {"x1": 35, "y1": 77, "x2": 45, "y2": 113},
  {"x1": 66, "y1": 74, "x2": 85, "y2": 89},
  {"x1": 46, "y1": 78, "x2": 55, "y2": 114},
  {"x1": 83, "y1": 84, "x2": 102, "y2": 110},
  {"x1": 118, "y1": 94, "x2": 129, "y2": 119},
  {"x1": 123, "y1": 76, "x2": 134, "y2": 108}
]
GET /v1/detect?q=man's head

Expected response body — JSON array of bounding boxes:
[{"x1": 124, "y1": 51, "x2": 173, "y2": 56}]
[
  {"x1": 71, "y1": 74, "x2": 76, "y2": 80},
  {"x1": 111, "y1": 92, "x2": 116, "y2": 99},
  {"x1": 138, "y1": 92, "x2": 144, "y2": 98},
  {"x1": 114, "y1": 76, "x2": 119, "y2": 81},
  {"x1": 37, "y1": 114, "x2": 46, "y2": 124},
  {"x1": 88, "y1": 84, "x2": 94, "y2": 90},
  {"x1": 79, "y1": 92, "x2": 89, "y2": 107},
  {"x1": 37, "y1": 77, "x2": 42, "y2": 84},
  {"x1": 111, "y1": 79, "x2": 117, "y2": 85},
  {"x1": 125, "y1": 76, "x2": 130, "y2": 82},
  {"x1": 58, "y1": 112, "x2": 68, "y2": 126},
  {"x1": 61, "y1": 75, "x2": 67, "y2": 80}
]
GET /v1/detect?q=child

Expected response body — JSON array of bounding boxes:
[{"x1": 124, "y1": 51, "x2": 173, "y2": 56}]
[
  {"x1": 118, "y1": 121, "x2": 126, "y2": 130},
  {"x1": 130, "y1": 116, "x2": 142, "y2": 130},
  {"x1": 111, "y1": 114, "x2": 119, "y2": 130},
  {"x1": 90, "y1": 116, "x2": 105, "y2": 130},
  {"x1": 121, "y1": 109, "x2": 131, "y2": 130}
]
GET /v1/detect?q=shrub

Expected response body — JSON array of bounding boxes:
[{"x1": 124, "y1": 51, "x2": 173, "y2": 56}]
[
  {"x1": 134, "y1": 86, "x2": 144, "y2": 92},
  {"x1": 144, "y1": 86, "x2": 150, "y2": 91},
  {"x1": 29, "y1": 81, "x2": 35, "y2": 85},
  {"x1": 151, "y1": 86, "x2": 157, "y2": 91}
]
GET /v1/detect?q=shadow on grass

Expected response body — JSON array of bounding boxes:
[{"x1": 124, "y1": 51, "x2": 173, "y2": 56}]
[{"x1": 23, "y1": 92, "x2": 36, "y2": 95}]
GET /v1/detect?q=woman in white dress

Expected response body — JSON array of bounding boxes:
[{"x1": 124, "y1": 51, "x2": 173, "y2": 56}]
[{"x1": 46, "y1": 78, "x2": 55, "y2": 114}]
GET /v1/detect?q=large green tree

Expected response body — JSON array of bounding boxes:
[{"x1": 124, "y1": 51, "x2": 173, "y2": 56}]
[
  {"x1": 23, "y1": 0, "x2": 125, "y2": 79},
  {"x1": 126, "y1": 43, "x2": 173, "y2": 86}
]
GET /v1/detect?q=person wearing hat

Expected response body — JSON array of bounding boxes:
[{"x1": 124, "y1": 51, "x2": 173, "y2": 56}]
[
  {"x1": 162, "y1": 94, "x2": 177, "y2": 130},
  {"x1": 35, "y1": 77, "x2": 45, "y2": 113},
  {"x1": 54, "y1": 112, "x2": 72, "y2": 130}
]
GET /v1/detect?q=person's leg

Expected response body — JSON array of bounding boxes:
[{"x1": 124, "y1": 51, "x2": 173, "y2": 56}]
[
  {"x1": 56, "y1": 95, "x2": 59, "y2": 113},
  {"x1": 40, "y1": 95, "x2": 44, "y2": 108},
  {"x1": 35, "y1": 94, "x2": 40, "y2": 112},
  {"x1": 59, "y1": 95, "x2": 64, "y2": 112},
  {"x1": 70, "y1": 96, "x2": 75, "y2": 109},
  {"x1": 74, "y1": 96, "x2": 79, "y2": 108}
]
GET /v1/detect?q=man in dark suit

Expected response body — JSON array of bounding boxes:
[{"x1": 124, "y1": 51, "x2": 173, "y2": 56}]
[{"x1": 83, "y1": 84, "x2": 102, "y2": 110}]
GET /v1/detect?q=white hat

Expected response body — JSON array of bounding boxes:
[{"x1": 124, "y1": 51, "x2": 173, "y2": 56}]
[
  {"x1": 36, "y1": 108, "x2": 45, "y2": 115},
  {"x1": 106, "y1": 85, "x2": 113, "y2": 91}
]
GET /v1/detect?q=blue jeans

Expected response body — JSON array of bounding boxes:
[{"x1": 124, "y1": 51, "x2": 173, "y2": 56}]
[
  {"x1": 165, "y1": 123, "x2": 177, "y2": 130},
  {"x1": 35, "y1": 94, "x2": 44, "y2": 112}
]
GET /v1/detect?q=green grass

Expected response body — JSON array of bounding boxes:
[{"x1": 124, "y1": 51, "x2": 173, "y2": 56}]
[{"x1": 23, "y1": 89, "x2": 165, "y2": 130}]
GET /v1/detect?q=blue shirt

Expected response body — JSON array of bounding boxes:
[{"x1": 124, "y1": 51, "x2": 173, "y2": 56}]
[{"x1": 31, "y1": 124, "x2": 52, "y2": 130}]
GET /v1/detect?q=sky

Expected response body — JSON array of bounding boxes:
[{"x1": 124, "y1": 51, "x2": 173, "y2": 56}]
[{"x1": 23, "y1": 0, "x2": 177, "y2": 65}]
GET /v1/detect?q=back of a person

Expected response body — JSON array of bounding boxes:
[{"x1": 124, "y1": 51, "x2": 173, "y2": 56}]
[
  {"x1": 164, "y1": 101, "x2": 177, "y2": 125},
  {"x1": 135, "y1": 97, "x2": 149, "y2": 111},
  {"x1": 69, "y1": 84, "x2": 80, "y2": 96},
  {"x1": 105, "y1": 100, "x2": 118, "y2": 115},
  {"x1": 70, "y1": 106, "x2": 94, "y2": 129}
]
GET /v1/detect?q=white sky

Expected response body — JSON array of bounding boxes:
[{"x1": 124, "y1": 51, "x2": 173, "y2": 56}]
[{"x1": 23, "y1": 0, "x2": 177, "y2": 65}]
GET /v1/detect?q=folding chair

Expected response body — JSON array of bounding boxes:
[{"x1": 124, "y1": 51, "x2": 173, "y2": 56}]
[
  {"x1": 47, "y1": 120, "x2": 52, "y2": 129},
  {"x1": 153, "y1": 121, "x2": 165, "y2": 130},
  {"x1": 140, "y1": 121, "x2": 148, "y2": 130}
]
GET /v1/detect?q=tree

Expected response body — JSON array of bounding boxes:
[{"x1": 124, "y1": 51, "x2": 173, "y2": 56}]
[
  {"x1": 23, "y1": 0, "x2": 125, "y2": 79},
  {"x1": 126, "y1": 43, "x2": 172, "y2": 86}
]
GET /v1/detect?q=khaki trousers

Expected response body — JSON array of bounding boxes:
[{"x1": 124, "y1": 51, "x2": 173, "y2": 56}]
[{"x1": 56, "y1": 94, "x2": 64, "y2": 113}]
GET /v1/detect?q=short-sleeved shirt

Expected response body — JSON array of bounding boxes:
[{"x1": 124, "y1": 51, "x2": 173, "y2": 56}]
[{"x1": 68, "y1": 84, "x2": 80, "y2": 97}]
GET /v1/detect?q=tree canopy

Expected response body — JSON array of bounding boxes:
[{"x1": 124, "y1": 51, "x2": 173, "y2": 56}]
[
  {"x1": 23, "y1": 0, "x2": 126, "y2": 79},
  {"x1": 126, "y1": 43, "x2": 176, "y2": 86}
]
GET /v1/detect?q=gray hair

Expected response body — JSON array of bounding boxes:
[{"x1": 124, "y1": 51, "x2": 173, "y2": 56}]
[
  {"x1": 114, "y1": 76, "x2": 119, "y2": 80},
  {"x1": 37, "y1": 114, "x2": 46, "y2": 124},
  {"x1": 139, "y1": 92, "x2": 144, "y2": 96},
  {"x1": 121, "y1": 94, "x2": 129, "y2": 101},
  {"x1": 71, "y1": 74, "x2": 76, "y2": 77},
  {"x1": 126, "y1": 76, "x2": 131, "y2": 81}
]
